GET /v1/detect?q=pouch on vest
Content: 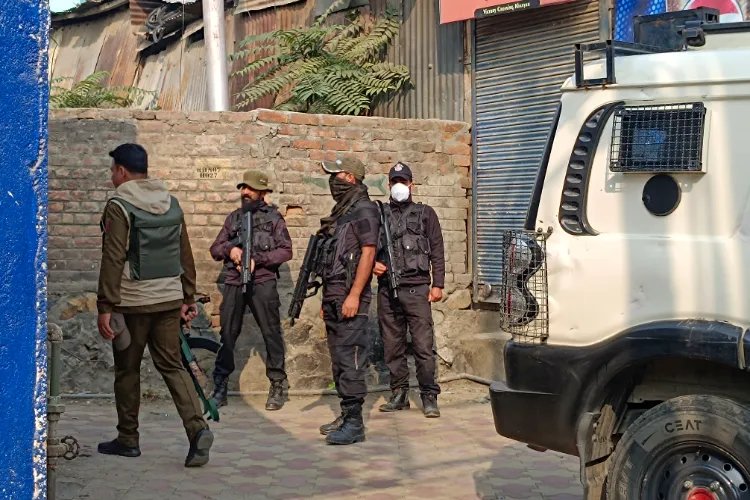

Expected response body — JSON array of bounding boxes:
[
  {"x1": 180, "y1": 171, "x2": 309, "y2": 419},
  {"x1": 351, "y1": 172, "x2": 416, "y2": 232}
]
[
  {"x1": 112, "y1": 197, "x2": 184, "y2": 281},
  {"x1": 390, "y1": 203, "x2": 430, "y2": 277}
]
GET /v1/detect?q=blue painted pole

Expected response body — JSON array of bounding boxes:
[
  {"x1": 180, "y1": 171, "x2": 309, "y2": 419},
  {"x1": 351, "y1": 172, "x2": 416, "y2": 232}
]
[{"x1": 0, "y1": 1, "x2": 50, "y2": 499}]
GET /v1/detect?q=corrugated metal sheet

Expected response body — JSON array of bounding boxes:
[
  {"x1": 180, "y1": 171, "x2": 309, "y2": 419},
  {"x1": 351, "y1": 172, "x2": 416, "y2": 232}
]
[
  {"x1": 370, "y1": 0, "x2": 464, "y2": 121},
  {"x1": 105, "y1": 11, "x2": 141, "y2": 86},
  {"x1": 135, "y1": 24, "x2": 208, "y2": 109},
  {"x1": 229, "y1": 1, "x2": 313, "y2": 109},
  {"x1": 50, "y1": 8, "x2": 135, "y2": 87},
  {"x1": 472, "y1": 0, "x2": 600, "y2": 300},
  {"x1": 179, "y1": 38, "x2": 209, "y2": 110},
  {"x1": 236, "y1": 0, "x2": 303, "y2": 14},
  {"x1": 130, "y1": 0, "x2": 160, "y2": 26},
  {"x1": 50, "y1": 0, "x2": 467, "y2": 117}
]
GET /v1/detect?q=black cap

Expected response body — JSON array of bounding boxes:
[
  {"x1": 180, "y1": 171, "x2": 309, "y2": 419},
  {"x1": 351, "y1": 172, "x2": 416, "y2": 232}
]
[
  {"x1": 109, "y1": 143, "x2": 148, "y2": 174},
  {"x1": 388, "y1": 162, "x2": 412, "y2": 181}
]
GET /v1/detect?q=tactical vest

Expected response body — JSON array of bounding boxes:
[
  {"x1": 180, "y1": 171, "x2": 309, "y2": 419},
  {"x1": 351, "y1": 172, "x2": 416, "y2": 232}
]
[
  {"x1": 319, "y1": 200, "x2": 379, "y2": 286},
  {"x1": 224, "y1": 205, "x2": 282, "y2": 278},
  {"x1": 237, "y1": 205, "x2": 282, "y2": 255},
  {"x1": 107, "y1": 196, "x2": 185, "y2": 281},
  {"x1": 386, "y1": 202, "x2": 431, "y2": 278}
]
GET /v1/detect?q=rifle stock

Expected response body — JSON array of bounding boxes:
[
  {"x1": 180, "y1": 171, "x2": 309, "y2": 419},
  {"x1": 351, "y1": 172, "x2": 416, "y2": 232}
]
[
  {"x1": 376, "y1": 201, "x2": 399, "y2": 299},
  {"x1": 288, "y1": 234, "x2": 323, "y2": 325}
]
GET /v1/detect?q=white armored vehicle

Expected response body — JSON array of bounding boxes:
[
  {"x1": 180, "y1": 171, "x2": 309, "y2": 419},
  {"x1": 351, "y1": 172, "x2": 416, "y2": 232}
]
[{"x1": 489, "y1": 12, "x2": 750, "y2": 500}]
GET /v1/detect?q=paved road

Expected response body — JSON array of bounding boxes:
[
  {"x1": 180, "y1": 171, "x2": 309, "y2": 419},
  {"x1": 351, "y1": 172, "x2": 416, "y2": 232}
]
[{"x1": 55, "y1": 387, "x2": 582, "y2": 500}]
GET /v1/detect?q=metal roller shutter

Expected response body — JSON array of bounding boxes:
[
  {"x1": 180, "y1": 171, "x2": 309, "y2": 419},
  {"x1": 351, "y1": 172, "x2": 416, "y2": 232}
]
[{"x1": 472, "y1": 0, "x2": 600, "y2": 302}]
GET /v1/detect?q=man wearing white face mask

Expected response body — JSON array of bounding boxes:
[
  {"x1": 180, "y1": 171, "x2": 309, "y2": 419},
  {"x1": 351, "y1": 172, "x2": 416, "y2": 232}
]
[{"x1": 373, "y1": 162, "x2": 445, "y2": 418}]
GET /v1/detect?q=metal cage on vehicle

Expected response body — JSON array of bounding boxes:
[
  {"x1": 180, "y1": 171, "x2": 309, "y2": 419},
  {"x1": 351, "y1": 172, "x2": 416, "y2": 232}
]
[{"x1": 499, "y1": 229, "x2": 549, "y2": 343}]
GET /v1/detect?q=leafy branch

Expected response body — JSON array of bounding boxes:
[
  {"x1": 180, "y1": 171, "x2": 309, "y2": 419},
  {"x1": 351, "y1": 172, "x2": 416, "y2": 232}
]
[
  {"x1": 229, "y1": 0, "x2": 411, "y2": 115},
  {"x1": 50, "y1": 71, "x2": 155, "y2": 109}
]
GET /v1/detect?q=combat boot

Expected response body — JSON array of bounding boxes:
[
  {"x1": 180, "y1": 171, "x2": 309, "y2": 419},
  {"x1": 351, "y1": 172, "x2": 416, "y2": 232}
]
[
  {"x1": 319, "y1": 409, "x2": 347, "y2": 435},
  {"x1": 378, "y1": 387, "x2": 410, "y2": 412},
  {"x1": 97, "y1": 439, "x2": 141, "y2": 458},
  {"x1": 212, "y1": 376, "x2": 228, "y2": 407},
  {"x1": 421, "y1": 393, "x2": 440, "y2": 418},
  {"x1": 184, "y1": 428, "x2": 214, "y2": 468},
  {"x1": 265, "y1": 379, "x2": 285, "y2": 411},
  {"x1": 325, "y1": 404, "x2": 365, "y2": 445}
]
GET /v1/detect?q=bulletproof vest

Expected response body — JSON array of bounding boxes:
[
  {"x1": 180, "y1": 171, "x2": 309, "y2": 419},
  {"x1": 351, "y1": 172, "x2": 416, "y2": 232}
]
[
  {"x1": 387, "y1": 202, "x2": 430, "y2": 277},
  {"x1": 319, "y1": 199, "x2": 379, "y2": 284},
  {"x1": 107, "y1": 196, "x2": 184, "y2": 281},
  {"x1": 237, "y1": 204, "x2": 282, "y2": 256}
]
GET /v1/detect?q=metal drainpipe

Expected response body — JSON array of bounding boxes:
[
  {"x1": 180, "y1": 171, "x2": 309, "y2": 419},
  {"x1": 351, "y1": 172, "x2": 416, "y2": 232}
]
[
  {"x1": 47, "y1": 322, "x2": 78, "y2": 500},
  {"x1": 202, "y1": 0, "x2": 230, "y2": 111}
]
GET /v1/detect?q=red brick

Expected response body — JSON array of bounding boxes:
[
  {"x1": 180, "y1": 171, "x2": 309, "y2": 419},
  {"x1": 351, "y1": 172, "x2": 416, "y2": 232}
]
[
  {"x1": 320, "y1": 115, "x2": 349, "y2": 127},
  {"x1": 49, "y1": 191, "x2": 69, "y2": 201},
  {"x1": 454, "y1": 155, "x2": 471, "y2": 167},
  {"x1": 445, "y1": 143, "x2": 471, "y2": 156},
  {"x1": 236, "y1": 135, "x2": 257, "y2": 144},
  {"x1": 292, "y1": 139, "x2": 321, "y2": 150},
  {"x1": 337, "y1": 128, "x2": 367, "y2": 140},
  {"x1": 374, "y1": 152, "x2": 398, "y2": 163},
  {"x1": 456, "y1": 133, "x2": 472, "y2": 145},
  {"x1": 440, "y1": 122, "x2": 467, "y2": 133},
  {"x1": 277, "y1": 124, "x2": 305, "y2": 136},
  {"x1": 290, "y1": 114, "x2": 320, "y2": 126},
  {"x1": 73, "y1": 237, "x2": 101, "y2": 248},
  {"x1": 313, "y1": 128, "x2": 337, "y2": 138},
  {"x1": 226, "y1": 112, "x2": 256, "y2": 122},
  {"x1": 139, "y1": 121, "x2": 171, "y2": 132},
  {"x1": 187, "y1": 111, "x2": 222, "y2": 122},
  {"x1": 323, "y1": 139, "x2": 349, "y2": 151},
  {"x1": 258, "y1": 109, "x2": 289, "y2": 124}
]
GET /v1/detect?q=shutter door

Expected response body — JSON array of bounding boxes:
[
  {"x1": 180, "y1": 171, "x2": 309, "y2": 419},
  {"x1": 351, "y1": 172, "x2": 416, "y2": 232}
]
[{"x1": 472, "y1": 0, "x2": 600, "y2": 302}]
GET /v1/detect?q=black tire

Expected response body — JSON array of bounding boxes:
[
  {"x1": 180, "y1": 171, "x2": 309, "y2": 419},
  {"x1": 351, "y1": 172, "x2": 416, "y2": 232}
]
[
  {"x1": 607, "y1": 394, "x2": 750, "y2": 499},
  {"x1": 182, "y1": 335, "x2": 222, "y2": 393},
  {"x1": 184, "y1": 336, "x2": 221, "y2": 355}
]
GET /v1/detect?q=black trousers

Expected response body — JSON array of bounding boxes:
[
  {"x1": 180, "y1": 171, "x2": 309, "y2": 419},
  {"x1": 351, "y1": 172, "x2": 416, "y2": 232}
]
[
  {"x1": 322, "y1": 297, "x2": 370, "y2": 408},
  {"x1": 214, "y1": 281, "x2": 287, "y2": 382},
  {"x1": 377, "y1": 283, "x2": 440, "y2": 395}
]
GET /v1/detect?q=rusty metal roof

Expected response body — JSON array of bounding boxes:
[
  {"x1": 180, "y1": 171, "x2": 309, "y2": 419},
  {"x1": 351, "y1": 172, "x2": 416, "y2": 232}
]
[
  {"x1": 52, "y1": 0, "x2": 128, "y2": 26},
  {"x1": 49, "y1": 0, "x2": 466, "y2": 121}
]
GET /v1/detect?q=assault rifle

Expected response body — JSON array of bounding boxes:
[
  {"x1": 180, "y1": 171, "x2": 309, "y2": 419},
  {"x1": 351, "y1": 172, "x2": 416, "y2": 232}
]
[
  {"x1": 288, "y1": 234, "x2": 324, "y2": 326},
  {"x1": 375, "y1": 201, "x2": 399, "y2": 299},
  {"x1": 240, "y1": 200, "x2": 255, "y2": 300}
]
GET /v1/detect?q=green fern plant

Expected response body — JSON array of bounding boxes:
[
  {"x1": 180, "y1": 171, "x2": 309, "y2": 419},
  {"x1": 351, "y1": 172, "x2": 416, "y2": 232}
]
[
  {"x1": 50, "y1": 71, "x2": 155, "y2": 109},
  {"x1": 230, "y1": 0, "x2": 411, "y2": 115}
]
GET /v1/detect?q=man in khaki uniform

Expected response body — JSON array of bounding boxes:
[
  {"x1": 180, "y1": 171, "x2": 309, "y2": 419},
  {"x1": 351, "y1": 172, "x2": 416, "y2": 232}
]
[{"x1": 96, "y1": 143, "x2": 214, "y2": 467}]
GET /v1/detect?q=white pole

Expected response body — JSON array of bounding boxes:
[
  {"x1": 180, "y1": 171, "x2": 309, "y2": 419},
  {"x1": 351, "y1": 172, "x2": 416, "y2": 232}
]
[{"x1": 202, "y1": 0, "x2": 230, "y2": 111}]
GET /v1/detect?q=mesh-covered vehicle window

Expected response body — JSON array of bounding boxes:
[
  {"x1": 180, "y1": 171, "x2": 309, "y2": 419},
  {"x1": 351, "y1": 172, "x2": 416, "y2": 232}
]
[{"x1": 609, "y1": 103, "x2": 706, "y2": 173}]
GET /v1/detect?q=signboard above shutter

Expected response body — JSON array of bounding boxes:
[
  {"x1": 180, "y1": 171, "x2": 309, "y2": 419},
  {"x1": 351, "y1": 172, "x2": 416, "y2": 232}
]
[{"x1": 440, "y1": 0, "x2": 574, "y2": 23}]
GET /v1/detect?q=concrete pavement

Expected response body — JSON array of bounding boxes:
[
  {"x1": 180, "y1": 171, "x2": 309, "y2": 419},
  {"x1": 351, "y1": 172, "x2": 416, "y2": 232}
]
[{"x1": 56, "y1": 384, "x2": 582, "y2": 500}]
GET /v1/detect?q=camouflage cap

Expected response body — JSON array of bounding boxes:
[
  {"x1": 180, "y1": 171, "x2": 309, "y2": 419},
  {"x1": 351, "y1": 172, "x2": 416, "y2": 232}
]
[
  {"x1": 237, "y1": 170, "x2": 273, "y2": 192},
  {"x1": 322, "y1": 157, "x2": 366, "y2": 181}
]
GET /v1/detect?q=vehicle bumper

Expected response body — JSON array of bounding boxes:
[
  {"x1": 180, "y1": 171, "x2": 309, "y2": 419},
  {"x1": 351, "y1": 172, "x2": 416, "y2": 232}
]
[
  {"x1": 490, "y1": 321, "x2": 746, "y2": 457},
  {"x1": 489, "y1": 341, "x2": 579, "y2": 455}
]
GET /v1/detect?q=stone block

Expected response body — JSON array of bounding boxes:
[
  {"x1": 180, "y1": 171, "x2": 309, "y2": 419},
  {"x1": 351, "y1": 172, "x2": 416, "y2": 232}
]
[{"x1": 444, "y1": 289, "x2": 472, "y2": 310}]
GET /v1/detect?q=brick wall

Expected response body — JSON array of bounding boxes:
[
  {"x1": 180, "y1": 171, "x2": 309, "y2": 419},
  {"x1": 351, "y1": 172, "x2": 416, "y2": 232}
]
[{"x1": 48, "y1": 109, "x2": 472, "y2": 324}]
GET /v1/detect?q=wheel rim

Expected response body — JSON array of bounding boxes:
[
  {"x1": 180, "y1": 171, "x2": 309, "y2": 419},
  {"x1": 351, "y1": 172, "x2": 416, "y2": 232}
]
[{"x1": 642, "y1": 442, "x2": 750, "y2": 500}]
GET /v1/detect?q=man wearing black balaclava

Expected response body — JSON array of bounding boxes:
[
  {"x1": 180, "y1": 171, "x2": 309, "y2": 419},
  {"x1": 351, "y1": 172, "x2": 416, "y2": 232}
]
[
  {"x1": 316, "y1": 157, "x2": 380, "y2": 445},
  {"x1": 373, "y1": 162, "x2": 445, "y2": 418}
]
